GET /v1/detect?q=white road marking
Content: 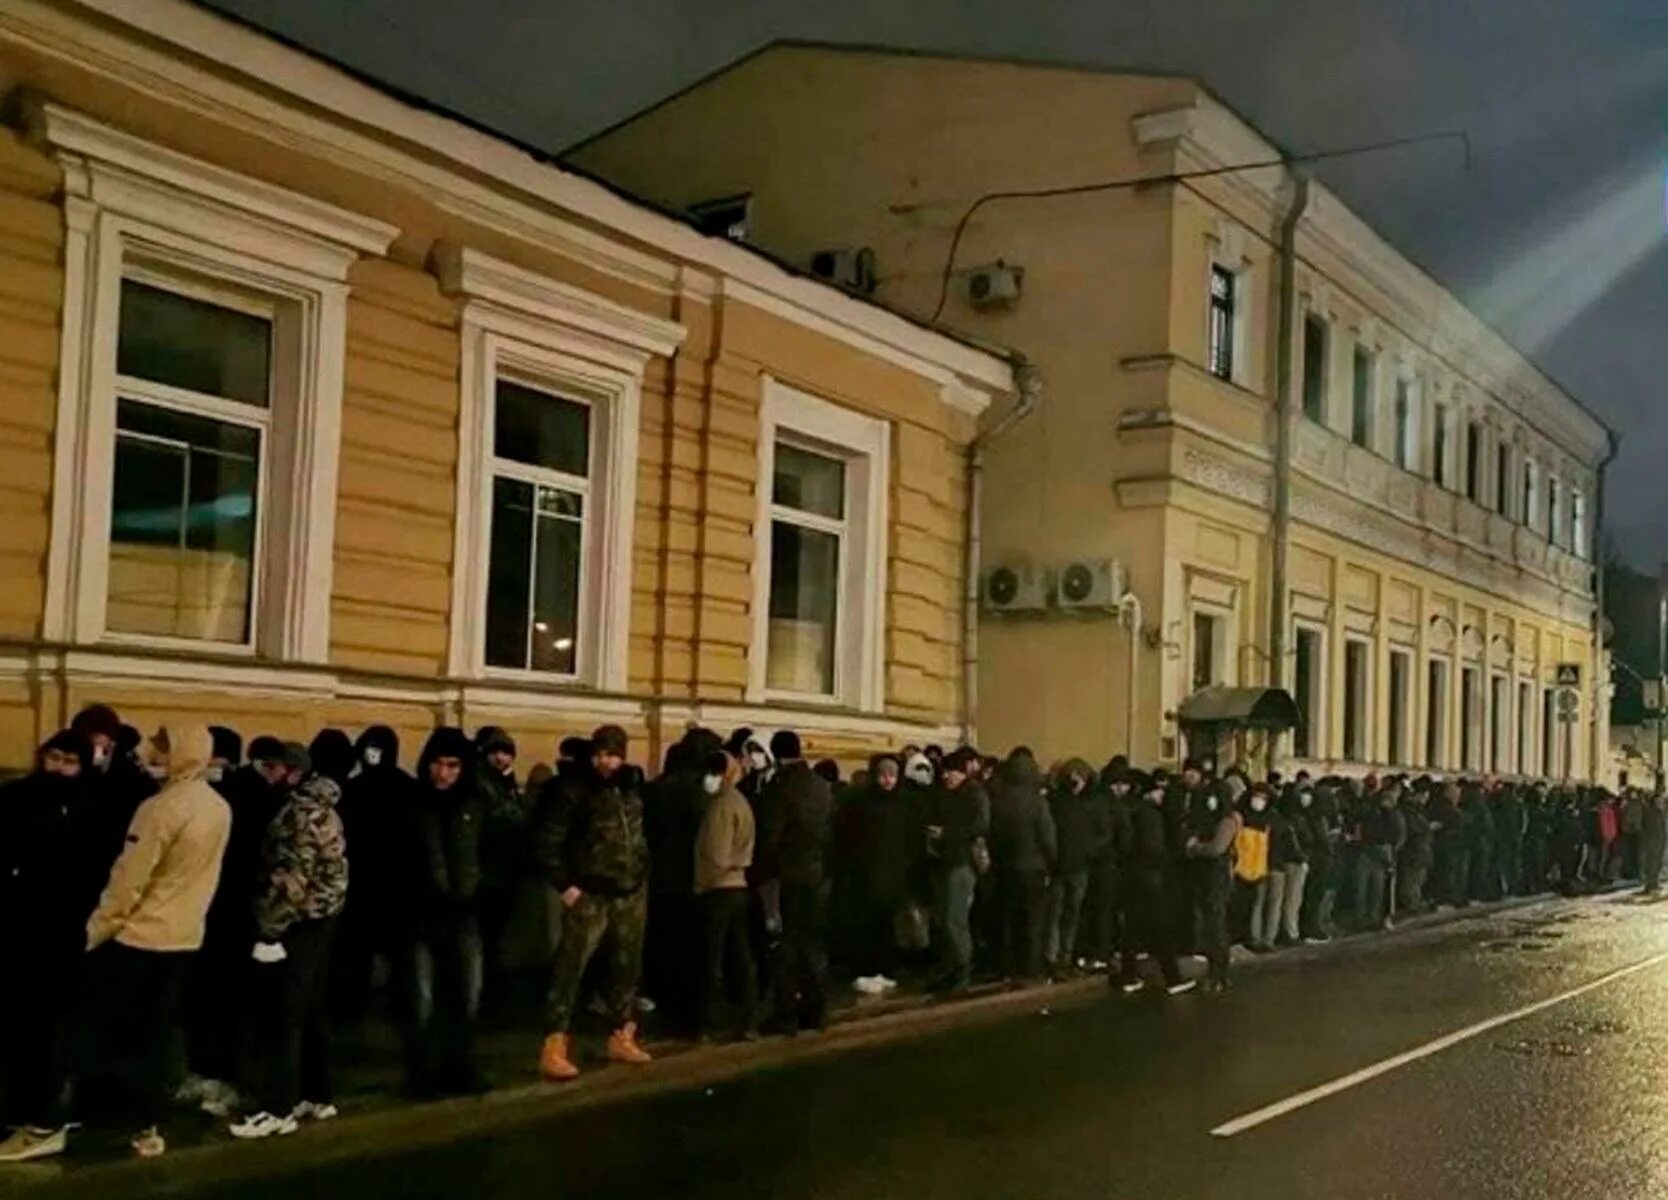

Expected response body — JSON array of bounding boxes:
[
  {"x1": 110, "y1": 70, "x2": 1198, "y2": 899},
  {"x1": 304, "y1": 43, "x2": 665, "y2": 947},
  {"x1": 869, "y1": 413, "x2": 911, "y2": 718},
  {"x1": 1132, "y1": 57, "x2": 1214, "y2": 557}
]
[{"x1": 1210, "y1": 950, "x2": 1668, "y2": 1138}]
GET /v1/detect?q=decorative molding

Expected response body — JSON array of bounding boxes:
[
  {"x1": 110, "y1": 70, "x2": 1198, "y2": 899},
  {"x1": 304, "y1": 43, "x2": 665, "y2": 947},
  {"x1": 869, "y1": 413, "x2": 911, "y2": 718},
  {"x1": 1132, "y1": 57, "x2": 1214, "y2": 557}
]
[{"x1": 432, "y1": 243, "x2": 686, "y2": 359}]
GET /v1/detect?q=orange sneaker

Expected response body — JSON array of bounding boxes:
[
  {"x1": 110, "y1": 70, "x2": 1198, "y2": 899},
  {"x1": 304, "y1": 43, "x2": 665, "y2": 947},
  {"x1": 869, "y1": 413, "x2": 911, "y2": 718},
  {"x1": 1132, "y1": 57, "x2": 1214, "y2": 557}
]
[
  {"x1": 606, "y1": 1022, "x2": 653, "y2": 1066},
  {"x1": 539, "y1": 1033, "x2": 580, "y2": 1081}
]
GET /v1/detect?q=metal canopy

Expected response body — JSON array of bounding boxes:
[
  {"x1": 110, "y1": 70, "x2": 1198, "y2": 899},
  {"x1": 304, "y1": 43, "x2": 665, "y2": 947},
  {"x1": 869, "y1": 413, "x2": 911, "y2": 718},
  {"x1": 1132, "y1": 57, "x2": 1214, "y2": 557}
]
[{"x1": 1177, "y1": 686, "x2": 1301, "y2": 732}]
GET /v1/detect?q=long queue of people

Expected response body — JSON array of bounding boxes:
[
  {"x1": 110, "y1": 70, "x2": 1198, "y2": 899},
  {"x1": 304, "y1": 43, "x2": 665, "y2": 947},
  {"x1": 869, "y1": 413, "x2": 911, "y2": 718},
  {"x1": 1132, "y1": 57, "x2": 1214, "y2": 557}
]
[{"x1": 2, "y1": 704, "x2": 1659, "y2": 1163}]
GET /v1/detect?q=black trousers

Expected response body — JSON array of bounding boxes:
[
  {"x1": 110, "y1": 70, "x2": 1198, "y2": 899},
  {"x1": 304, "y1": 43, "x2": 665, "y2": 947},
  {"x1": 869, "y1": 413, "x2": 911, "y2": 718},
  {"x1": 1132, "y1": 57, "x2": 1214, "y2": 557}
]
[
  {"x1": 185, "y1": 939, "x2": 252, "y2": 1086},
  {"x1": 250, "y1": 917, "x2": 336, "y2": 1115},
  {"x1": 994, "y1": 868, "x2": 1048, "y2": 981},
  {"x1": 77, "y1": 943, "x2": 190, "y2": 1130},
  {"x1": 2, "y1": 940, "x2": 81, "y2": 1127},
  {"x1": 699, "y1": 888, "x2": 757, "y2": 1034},
  {"x1": 1191, "y1": 860, "x2": 1232, "y2": 983},
  {"x1": 1117, "y1": 870, "x2": 1182, "y2": 987},
  {"x1": 772, "y1": 882, "x2": 829, "y2": 1030}
]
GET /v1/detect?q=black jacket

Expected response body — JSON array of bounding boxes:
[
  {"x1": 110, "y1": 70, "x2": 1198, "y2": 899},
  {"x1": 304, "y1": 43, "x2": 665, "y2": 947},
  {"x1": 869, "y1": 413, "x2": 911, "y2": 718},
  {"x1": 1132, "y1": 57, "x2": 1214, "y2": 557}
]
[
  {"x1": 1126, "y1": 797, "x2": 1175, "y2": 874},
  {"x1": 1363, "y1": 804, "x2": 1408, "y2": 852},
  {"x1": 989, "y1": 757, "x2": 1058, "y2": 875},
  {"x1": 929, "y1": 780, "x2": 991, "y2": 871},
  {"x1": 477, "y1": 765, "x2": 532, "y2": 894},
  {"x1": 756, "y1": 760, "x2": 834, "y2": 889},
  {"x1": 1400, "y1": 803, "x2": 1434, "y2": 870},
  {"x1": 338, "y1": 733, "x2": 419, "y2": 931},
  {"x1": 1, "y1": 771, "x2": 104, "y2": 953},
  {"x1": 855, "y1": 783, "x2": 915, "y2": 905},
  {"x1": 206, "y1": 765, "x2": 287, "y2": 951},
  {"x1": 1269, "y1": 806, "x2": 1310, "y2": 868},
  {"x1": 1050, "y1": 785, "x2": 1111, "y2": 876}
]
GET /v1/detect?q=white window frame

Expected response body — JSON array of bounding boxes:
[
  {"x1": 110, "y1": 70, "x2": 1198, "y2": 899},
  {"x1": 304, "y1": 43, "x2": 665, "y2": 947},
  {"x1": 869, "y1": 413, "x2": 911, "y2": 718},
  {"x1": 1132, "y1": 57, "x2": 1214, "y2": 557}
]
[
  {"x1": 1188, "y1": 602, "x2": 1235, "y2": 692},
  {"x1": 39, "y1": 105, "x2": 396, "y2": 661},
  {"x1": 1571, "y1": 489, "x2": 1589, "y2": 559},
  {"x1": 1342, "y1": 635, "x2": 1373, "y2": 763},
  {"x1": 750, "y1": 377, "x2": 889, "y2": 711},
  {"x1": 1524, "y1": 458, "x2": 1542, "y2": 532},
  {"x1": 439, "y1": 245, "x2": 685, "y2": 691}
]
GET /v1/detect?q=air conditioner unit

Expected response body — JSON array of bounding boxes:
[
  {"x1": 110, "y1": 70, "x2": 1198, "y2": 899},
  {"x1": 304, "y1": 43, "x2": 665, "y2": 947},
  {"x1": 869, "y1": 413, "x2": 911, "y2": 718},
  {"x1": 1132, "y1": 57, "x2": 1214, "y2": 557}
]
[
  {"x1": 982, "y1": 564, "x2": 1047, "y2": 614},
  {"x1": 967, "y1": 261, "x2": 1024, "y2": 311},
  {"x1": 810, "y1": 247, "x2": 878, "y2": 295},
  {"x1": 1055, "y1": 558, "x2": 1126, "y2": 613}
]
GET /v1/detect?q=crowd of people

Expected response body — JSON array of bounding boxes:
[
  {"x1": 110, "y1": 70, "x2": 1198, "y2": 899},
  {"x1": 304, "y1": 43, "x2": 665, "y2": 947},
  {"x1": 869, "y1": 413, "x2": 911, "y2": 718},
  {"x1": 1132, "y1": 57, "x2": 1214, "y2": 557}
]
[{"x1": 2, "y1": 702, "x2": 1661, "y2": 1163}]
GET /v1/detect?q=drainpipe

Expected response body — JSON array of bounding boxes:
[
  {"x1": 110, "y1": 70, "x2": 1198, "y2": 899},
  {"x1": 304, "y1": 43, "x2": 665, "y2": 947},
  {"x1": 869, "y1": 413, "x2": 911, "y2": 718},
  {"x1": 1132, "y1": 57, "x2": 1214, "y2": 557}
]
[
  {"x1": 1268, "y1": 170, "x2": 1311, "y2": 771},
  {"x1": 963, "y1": 356, "x2": 1042, "y2": 747},
  {"x1": 1590, "y1": 430, "x2": 1619, "y2": 786},
  {"x1": 1118, "y1": 591, "x2": 1144, "y2": 759}
]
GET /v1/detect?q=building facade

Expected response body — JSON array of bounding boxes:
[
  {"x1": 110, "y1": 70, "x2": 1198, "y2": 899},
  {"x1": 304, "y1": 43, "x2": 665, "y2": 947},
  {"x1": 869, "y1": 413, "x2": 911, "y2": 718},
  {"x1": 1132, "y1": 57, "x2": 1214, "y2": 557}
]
[
  {"x1": 573, "y1": 44, "x2": 1615, "y2": 780},
  {"x1": 0, "y1": 7, "x2": 1011, "y2": 772}
]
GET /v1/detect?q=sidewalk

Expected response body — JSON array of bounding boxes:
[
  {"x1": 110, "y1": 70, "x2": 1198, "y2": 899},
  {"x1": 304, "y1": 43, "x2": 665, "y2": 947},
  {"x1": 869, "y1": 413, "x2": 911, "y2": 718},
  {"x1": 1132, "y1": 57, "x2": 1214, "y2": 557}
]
[{"x1": 0, "y1": 887, "x2": 1592, "y2": 1199}]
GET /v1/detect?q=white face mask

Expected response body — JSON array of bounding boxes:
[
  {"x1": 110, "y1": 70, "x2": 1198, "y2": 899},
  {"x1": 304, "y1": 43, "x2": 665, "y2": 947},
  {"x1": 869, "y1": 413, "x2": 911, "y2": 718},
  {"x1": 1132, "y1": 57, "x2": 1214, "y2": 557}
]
[
  {"x1": 1299, "y1": 793, "x2": 1313, "y2": 808},
  {"x1": 702, "y1": 774, "x2": 723, "y2": 796},
  {"x1": 1250, "y1": 797, "x2": 1268, "y2": 813},
  {"x1": 363, "y1": 747, "x2": 383, "y2": 768},
  {"x1": 92, "y1": 744, "x2": 112, "y2": 771},
  {"x1": 749, "y1": 751, "x2": 768, "y2": 771}
]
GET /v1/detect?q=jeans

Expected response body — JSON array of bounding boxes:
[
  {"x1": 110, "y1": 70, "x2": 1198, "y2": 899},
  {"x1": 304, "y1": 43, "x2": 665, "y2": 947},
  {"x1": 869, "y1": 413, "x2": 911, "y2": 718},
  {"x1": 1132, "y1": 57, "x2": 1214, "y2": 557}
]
[
  {"x1": 995, "y1": 868, "x2": 1049, "y2": 981},
  {"x1": 699, "y1": 888, "x2": 757, "y2": 1035},
  {"x1": 1279, "y1": 862, "x2": 1309, "y2": 942},
  {"x1": 1357, "y1": 848, "x2": 1393, "y2": 928},
  {"x1": 1302, "y1": 861, "x2": 1338, "y2": 938},
  {"x1": 251, "y1": 917, "x2": 336, "y2": 1115},
  {"x1": 548, "y1": 889, "x2": 648, "y2": 1033},
  {"x1": 76, "y1": 943, "x2": 190, "y2": 1130},
  {"x1": 1250, "y1": 873, "x2": 1285, "y2": 949},
  {"x1": 933, "y1": 865, "x2": 977, "y2": 988},
  {"x1": 1398, "y1": 860, "x2": 1429, "y2": 911},
  {"x1": 1044, "y1": 869, "x2": 1091, "y2": 970},
  {"x1": 399, "y1": 914, "x2": 482, "y2": 1088}
]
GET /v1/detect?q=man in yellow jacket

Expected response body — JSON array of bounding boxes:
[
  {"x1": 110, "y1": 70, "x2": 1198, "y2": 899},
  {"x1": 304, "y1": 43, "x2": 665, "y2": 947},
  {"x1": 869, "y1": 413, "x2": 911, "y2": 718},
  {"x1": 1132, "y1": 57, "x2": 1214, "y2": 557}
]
[{"x1": 82, "y1": 724, "x2": 232, "y2": 1159}]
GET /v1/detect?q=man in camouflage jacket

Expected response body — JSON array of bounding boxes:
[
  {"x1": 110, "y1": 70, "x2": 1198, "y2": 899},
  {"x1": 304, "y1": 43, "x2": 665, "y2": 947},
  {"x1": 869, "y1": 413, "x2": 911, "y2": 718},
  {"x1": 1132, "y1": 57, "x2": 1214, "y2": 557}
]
[
  {"x1": 534, "y1": 724, "x2": 653, "y2": 1079},
  {"x1": 239, "y1": 770, "x2": 348, "y2": 1130}
]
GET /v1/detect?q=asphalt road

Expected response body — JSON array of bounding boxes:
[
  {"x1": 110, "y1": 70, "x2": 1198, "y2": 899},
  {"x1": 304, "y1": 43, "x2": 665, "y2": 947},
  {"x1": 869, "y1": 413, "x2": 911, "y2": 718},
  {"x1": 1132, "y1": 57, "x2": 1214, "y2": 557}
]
[{"x1": 168, "y1": 894, "x2": 1668, "y2": 1199}]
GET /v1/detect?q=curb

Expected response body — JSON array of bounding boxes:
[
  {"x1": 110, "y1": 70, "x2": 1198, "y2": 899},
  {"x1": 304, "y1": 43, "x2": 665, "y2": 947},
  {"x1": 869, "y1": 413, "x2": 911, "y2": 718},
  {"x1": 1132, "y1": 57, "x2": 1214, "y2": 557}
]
[{"x1": 0, "y1": 887, "x2": 1594, "y2": 1198}]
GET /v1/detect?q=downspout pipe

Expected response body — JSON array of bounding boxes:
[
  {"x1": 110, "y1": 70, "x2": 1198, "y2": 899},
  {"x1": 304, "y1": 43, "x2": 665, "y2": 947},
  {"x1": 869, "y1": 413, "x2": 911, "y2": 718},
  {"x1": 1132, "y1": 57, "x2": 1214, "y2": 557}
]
[
  {"x1": 1268, "y1": 170, "x2": 1310, "y2": 772},
  {"x1": 963, "y1": 355, "x2": 1042, "y2": 747},
  {"x1": 1591, "y1": 429, "x2": 1620, "y2": 784}
]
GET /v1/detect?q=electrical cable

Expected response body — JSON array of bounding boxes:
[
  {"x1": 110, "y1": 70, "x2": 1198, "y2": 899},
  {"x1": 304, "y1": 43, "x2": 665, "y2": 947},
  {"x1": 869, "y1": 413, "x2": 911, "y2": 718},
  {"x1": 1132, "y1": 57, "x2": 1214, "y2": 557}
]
[{"x1": 929, "y1": 129, "x2": 1471, "y2": 322}]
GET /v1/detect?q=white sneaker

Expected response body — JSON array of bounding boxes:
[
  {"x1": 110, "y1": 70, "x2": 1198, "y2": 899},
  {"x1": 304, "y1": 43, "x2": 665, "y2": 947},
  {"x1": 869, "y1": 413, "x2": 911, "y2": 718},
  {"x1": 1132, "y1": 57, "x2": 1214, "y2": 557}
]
[
  {"x1": 229, "y1": 1112, "x2": 299, "y2": 1140},
  {"x1": 198, "y1": 1079, "x2": 240, "y2": 1119},
  {"x1": 174, "y1": 1075, "x2": 211, "y2": 1105},
  {"x1": 1166, "y1": 979, "x2": 1199, "y2": 996},
  {"x1": 1120, "y1": 980, "x2": 1145, "y2": 994},
  {"x1": 876, "y1": 975, "x2": 900, "y2": 991},
  {"x1": 292, "y1": 1101, "x2": 339, "y2": 1122},
  {"x1": 0, "y1": 1126, "x2": 67, "y2": 1163}
]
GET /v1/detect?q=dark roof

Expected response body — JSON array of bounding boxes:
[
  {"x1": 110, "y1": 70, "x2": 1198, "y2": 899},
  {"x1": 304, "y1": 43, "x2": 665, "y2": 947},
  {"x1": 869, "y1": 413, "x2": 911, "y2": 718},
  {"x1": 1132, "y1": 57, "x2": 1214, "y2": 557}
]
[{"x1": 1177, "y1": 687, "x2": 1301, "y2": 732}]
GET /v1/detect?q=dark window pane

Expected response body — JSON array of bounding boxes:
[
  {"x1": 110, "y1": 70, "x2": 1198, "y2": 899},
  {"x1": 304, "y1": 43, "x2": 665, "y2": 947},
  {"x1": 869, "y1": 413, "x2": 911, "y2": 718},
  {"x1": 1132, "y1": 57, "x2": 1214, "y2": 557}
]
[
  {"x1": 529, "y1": 494, "x2": 583, "y2": 675},
  {"x1": 107, "y1": 398, "x2": 258, "y2": 643},
  {"x1": 1208, "y1": 266, "x2": 1235, "y2": 380},
  {"x1": 117, "y1": 279, "x2": 271, "y2": 407},
  {"x1": 1351, "y1": 348, "x2": 1372, "y2": 447},
  {"x1": 767, "y1": 520, "x2": 839, "y2": 694},
  {"x1": 1302, "y1": 316, "x2": 1327, "y2": 421},
  {"x1": 773, "y1": 444, "x2": 846, "y2": 519},
  {"x1": 494, "y1": 380, "x2": 590, "y2": 476},
  {"x1": 1293, "y1": 629, "x2": 1317, "y2": 758},
  {"x1": 484, "y1": 476, "x2": 534, "y2": 669}
]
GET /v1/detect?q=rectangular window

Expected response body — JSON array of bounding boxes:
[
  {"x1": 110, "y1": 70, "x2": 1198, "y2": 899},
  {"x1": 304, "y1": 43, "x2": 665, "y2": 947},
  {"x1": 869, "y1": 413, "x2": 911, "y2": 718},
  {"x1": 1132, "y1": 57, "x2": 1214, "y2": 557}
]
[
  {"x1": 1394, "y1": 380, "x2": 1413, "y2": 470},
  {"x1": 1434, "y1": 404, "x2": 1451, "y2": 488},
  {"x1": 1302, "y1": 314, "x2": 1328, "y2": 422},
  {"x1": 1388, "y1": 649, "x2": 1411, "y2": 766},
  {"x1": 1207, "y1": 266, "x2": 1236, "y2": 381},
  {"x1": 1191, "y1": 610, "x2": 1222, "y2": 692},
  {"x1": 1490, "y1": 675, "x2": 1509, "y2": 773},
  {"x1": 1523, "y1": 459, "x2": 1539, "y2": 529},
  {"x1": 1461, "y1": 666, "x2": 1482, "y2": 770},
  {"x1": 1495, "y1": 442, "x2": 1510, "y2": 515},
  {"x1": 1548, "y1": 478, "x2": 1562, "y2": 546},
  {"x1": 1572, "y1": 491, "x2": 1588, "y2": 558},
  {"x1": 482, "y1": 379, "x2": 591, "y2": 676},
  {"x1": 1350, "y1": 346, "x2": 1374, "y2": 448},
  {"x1": 106, "y1": 277, "x2": 272, "y2": 645},
  {"x1": 1466, "y1": 421, "x2": 1484, "y2": 504},
  {"x1": 767, "y1": 442, "x2": 847, "y2": 696},
  {"x1": 1427, "y1": 659, "x2": 1449, "y2": 768},
  {"x1": 753, "y1": 379, "x2": 889, "y2": 709},
  {"x1": 1294, "y1": 626, "x2": 1322, "y2": 758},
  {"x1": 1343, "y1": 640, "x2": 1370, "y2": 762},
  {"x1": 1518, "y1": 680, "x2": 1533, "y2": 775}
]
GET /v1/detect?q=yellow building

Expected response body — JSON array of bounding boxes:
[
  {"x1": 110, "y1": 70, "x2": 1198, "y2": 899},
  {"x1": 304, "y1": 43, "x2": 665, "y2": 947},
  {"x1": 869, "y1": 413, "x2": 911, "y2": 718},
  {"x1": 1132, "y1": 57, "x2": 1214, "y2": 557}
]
[
  {"x1": 0, "y1": 8, "x2": 1013, "y2": 773},
  {"x1": 573, "y1": 44, "x2": 1615, "y2": 781}
]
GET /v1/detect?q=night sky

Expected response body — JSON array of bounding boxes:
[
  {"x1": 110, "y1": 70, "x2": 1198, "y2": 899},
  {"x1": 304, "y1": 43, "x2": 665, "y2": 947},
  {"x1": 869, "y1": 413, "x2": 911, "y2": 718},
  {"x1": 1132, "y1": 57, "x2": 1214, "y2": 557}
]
[{"x1": 205, "y1": 0, "x2": 1668, "y2": 567}]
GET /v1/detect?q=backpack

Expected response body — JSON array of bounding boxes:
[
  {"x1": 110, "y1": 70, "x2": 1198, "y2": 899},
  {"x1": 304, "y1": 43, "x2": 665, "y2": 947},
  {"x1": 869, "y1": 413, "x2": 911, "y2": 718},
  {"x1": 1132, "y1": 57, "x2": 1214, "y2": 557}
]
[{"x1": 1234, "y1": 821, "x2": 1269, "y2": 883}]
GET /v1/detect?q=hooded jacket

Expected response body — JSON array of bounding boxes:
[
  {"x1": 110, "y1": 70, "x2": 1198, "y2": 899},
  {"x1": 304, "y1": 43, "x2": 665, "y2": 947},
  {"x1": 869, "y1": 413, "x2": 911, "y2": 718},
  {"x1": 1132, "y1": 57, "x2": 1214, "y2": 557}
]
[
  {"x1": 412, "y1": 727, "x2": 487, "y2": 916},
  {"x1": 205, "y1": 761, "x2": 289, "y2": 952},
  {"x1": 1049, "y1": 760, "x2": 1111, "y2": 876},
  {"x1": 855, "y1": 756, "x2": 916, "y2": 905},
  {"x1": 254, "y1": 774, "x2": 348, "y2": 942},
  {"x1": 756, "y1": 758, "x2": 834, "y2": 889},
  {"x1": 1, "y1": 739, "x2": 104, "y2": 952},
  {"x1": 695, "y1": 778, "x2": 754, "y2": 894},
  {"x1": 473, "y1": 726, "x2": 532, "y2": 894},
  {"x1": 339, "y1": 726, "x2": 417, "y2": 929},
  {"x1": 86, "y1": 725, "x2": 232, "y2": 953},
  {"x1": 988, "y1": 753, "x2": 1058, "y2": 875}
]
